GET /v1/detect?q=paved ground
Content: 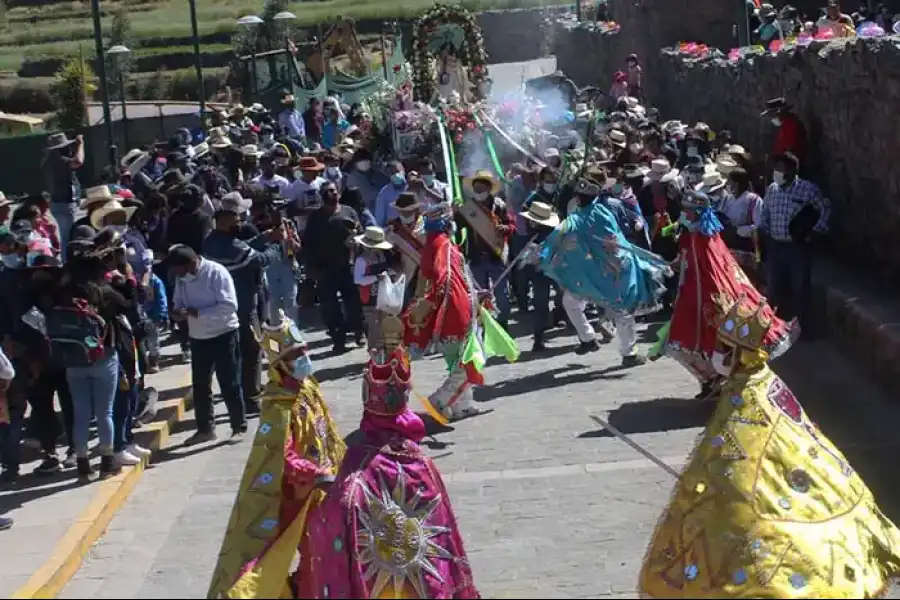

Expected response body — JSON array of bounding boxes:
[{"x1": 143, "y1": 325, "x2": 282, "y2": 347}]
[{"x1": 59, "y1": 306, "x2": 900, "y2": 599}]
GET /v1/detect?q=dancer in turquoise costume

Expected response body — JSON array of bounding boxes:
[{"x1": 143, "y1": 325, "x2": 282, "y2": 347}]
[{"x1": 539, "y1": 179, "x2": 671, "y2": 363}]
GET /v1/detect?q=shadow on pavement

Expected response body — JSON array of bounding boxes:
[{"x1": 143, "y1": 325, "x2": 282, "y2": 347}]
[
  {"x1": 0, "y1": 477, "x2": 86, "y2": 512},
  {"x1": 314, "y1": 361, "x2": 366, "y2": 383},
  {"x1": 577, "y1": 396, "x2": 714, "y2": 439},
  {"x1": 477, "y1": 364, "x2": 627, "y2": 403}
]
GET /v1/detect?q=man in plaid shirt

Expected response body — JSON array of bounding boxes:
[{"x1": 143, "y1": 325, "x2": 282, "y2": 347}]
[{"x1": 760, "y1": 152, "x2": 831, "y2": 331}]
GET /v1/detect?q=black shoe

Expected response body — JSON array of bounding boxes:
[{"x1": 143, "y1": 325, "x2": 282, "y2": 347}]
[
  {"x1": 694, "y1": 380, "x2": 718, "y2": 401},
  {"x1": 35, "y1": 456, "x2": 61, "y2": 475},
  {"x1": 575, "y1": 340, "x2": 601, "y2": 355},
  {"x1": 354, "y1": 332, "x2": 365, "y2": 347},
  {"x1": 76, "y1": 457, "x2": 94, "y2": 481},
  {"x1": 184, "y1": 430, "x2": 218, "y2": 447},
  {"x1": 332, "y1": 342, "x2": 349, "y2": 355},
  {"x1": 99, "y1": 455, "x2": 121, "y2": 479},
  {"x1": 532, "y1": 338, "x2": 549, "y2": 352},
  {"x1": 228, "y1": 430, "x2": 246, "y2": 445},
  {"x1": 621, "y1": 354, "x2": 648, "y2": 368},
  {"x1": 0, "y1": 470, "x2": 17, "y2": 484},
  {"x1": 0, "y1": 517, "x2": 12, "y2": 531}
]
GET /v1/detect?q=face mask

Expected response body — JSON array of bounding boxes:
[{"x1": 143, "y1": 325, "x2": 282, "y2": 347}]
[
  {"x1": 262, "y1": 135, "x2": 273, "y2": 144},
  {"x1": 423, "y1": 174, "x2": 435, "y2": 186},
  {"x1": 711, "y1": 351, "x2": 732, "y2": 376},
  {"x1": 291, "y1": 353, "x2": 313, "y2": 381},
  {"x1": 356, "y1": 160, "x2": 371, "y2": 172},
  {"x1": 473, "y1": 191, "x2": 489, "y2": 202},
  {"x1": 772, "y1": 170, "x2": 785, "y2": 186},
  {"x1": 391, "y1": 173, "x2": 406, "y2": 187},
  {"x1": 542, "y1": 183, "x2": 557, "y2": 194},
  {"x1": 180, "y1": 272, "x2": 197, "y2": 283},
  {"x1": 1, "y1": 254, "x2": 22, "y2": 269},
  {"x1": 400, "y1": 213, "x2": 417, "y2": 225},
  {"x1": 771, "y1": 118, "x2": 782, "y2": 127},
  {"x1": 326, "y1": 167, "x2": 341, "y2": 180},
  {"x1": 109, "y1": 225, "x2": 127, "y2": 235}
]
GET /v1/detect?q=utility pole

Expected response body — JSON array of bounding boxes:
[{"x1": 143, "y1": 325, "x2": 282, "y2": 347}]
[{"x1": 90, "y1": 0, "x2": 117, "y2": 168}]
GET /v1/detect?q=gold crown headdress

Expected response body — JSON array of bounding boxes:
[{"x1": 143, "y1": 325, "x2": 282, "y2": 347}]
[
  {"x1": 713, "y1": 293, "x2": 772, "y2": 351},
  {"x1": 253, "y1": 312, "x2": 307, "y2": 367}
]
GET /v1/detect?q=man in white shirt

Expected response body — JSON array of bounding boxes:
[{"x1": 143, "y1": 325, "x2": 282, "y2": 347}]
[
  {"x1": 285, "y1": 156, "x2": 327, "y2": 236},
  {"x1": 170, "y1": 244, "x2": 246, "y2": 446},
  {"x1": 412, "y1": 157, "x2": 449, "y2": 207},
  {"x1": 252, "y1": 154, "x2": 290, "y2": 196}
]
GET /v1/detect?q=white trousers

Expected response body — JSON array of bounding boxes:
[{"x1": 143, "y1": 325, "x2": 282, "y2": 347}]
[{"x1": 562, "y1": 291, "x2": 637, "y2": 356}]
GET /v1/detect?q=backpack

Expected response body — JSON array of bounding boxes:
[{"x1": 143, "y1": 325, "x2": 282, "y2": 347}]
[{"x1": 45, "y1": 299, "x2": 109, "y2": 368}]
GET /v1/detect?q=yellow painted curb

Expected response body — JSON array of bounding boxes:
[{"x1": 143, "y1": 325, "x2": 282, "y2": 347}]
[{"x1": 11, "y1": 381, "x2": 193, "y2": 599}]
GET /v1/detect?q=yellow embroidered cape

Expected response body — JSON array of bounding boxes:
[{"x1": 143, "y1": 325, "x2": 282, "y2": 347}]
[
  {"x1": 639, "y1": 365, "x2": 900, "y2": 598},
  {"x1": 207, "y1": 378, "x2": 345, "y2": 599}
]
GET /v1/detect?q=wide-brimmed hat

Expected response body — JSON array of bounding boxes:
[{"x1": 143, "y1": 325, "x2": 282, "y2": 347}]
[
  {"x1": 608, "y1": 129, "x2": 627, "y2": 148},
  {"x1": 281, "y1": 94, "x2": 296, "y2": 105},
  {"x1": 761, "y1": 97, "x2": 789, "y2": 116},
  {"x1": 354, "y1": 226, "x2": 393, "y2": 250},
  {"x1": 682, "y1": 189, "x2": 714, "y2": 209},
  {"x1": 120, "y1": 148, "x2": 151, "y2": 175},
  {"x1": 208, "y1": 127, "x2": 232, "y2": 149},
  {"x1": 80, "y1": 185, "x2": 120, "y2": 210},
  {"x1": 218, "y1": 191, "x2": 251, "y2": 215},
  {"x1": 464, "y1": 169, "x2": 501, "y2": 195},
  {"x1": 240, "y1": 144, "x2": 263, "y2": 158},
  {"x1": 574, "y1": 178, "x2": 600, "y2": 198},
  {"x1": 725, "y1": 144, "x2": 748, "y2": 157},
  {"x1": 392, "y1": 192, "x2": 421, "y2": 212},
  {"x1": 192, "y1": 141, "x2": 210, "y2": 158},
  {"x1": 248, "y1": 102, "x2": 267, "y2": 114},
  {"x1": 90, "y1": 199, "x2": 138, "y2": 231},
  {"x1": 521, "y1": 201, "x2": 560, "y2": 228},
  {"x1": 694, "y1": 171, "x2": 726, "y2": 195},
  {"x1": 647, "y1": 158, "x2": 679, "y2": 183},
  {"x1": 716, "y1": 155, "x2": 738, "y2": 175},
  {"x1": 298, "y1": 156, "x2": 325, "y2": 172},
  {"x1": 622, "y1": 163, "x2": 650, "y2": 179},
  {"x1": 230, "y1": 104, "x2": 246, "y2": 115},
  {"x1": 45, "y1": 132, "x2": 77, "y2": 150}
]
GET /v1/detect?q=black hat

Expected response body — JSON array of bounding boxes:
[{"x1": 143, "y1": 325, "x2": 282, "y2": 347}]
[
  {"x1": 761, "y1": 97, "x2": 789, "y2": 116},
  {"x1": 574, "y1": 179, "x2": 600, "y2": 198}
]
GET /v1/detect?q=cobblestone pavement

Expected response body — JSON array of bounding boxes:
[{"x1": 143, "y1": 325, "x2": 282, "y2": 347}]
[{"x1": 60, "y1": 307, "x2": 900, "y2": 599}]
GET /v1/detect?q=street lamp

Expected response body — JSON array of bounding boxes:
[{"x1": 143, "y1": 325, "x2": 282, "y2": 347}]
[
  {"x1": 273, "y1": 11, "x2": 297, "y2": 90},
  {"x1": 106, "y1": 44, "x2": 131, "y2": 152},
  {"x1": 237, "y1": 15, "x2": 265, "y2": 99},
  {"x1": 89, "y1": 0, "x2": 116, "y2": 168},
  {"x1": 189, "y1": 0, "x2": 206, "y2": 121}
]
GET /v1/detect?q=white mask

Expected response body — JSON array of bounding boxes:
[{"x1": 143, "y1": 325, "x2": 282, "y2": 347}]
[
  {"x1": 1, "y1": 253, "x2": 22, "y2": 269},
  {"x1": 109, "y1": 225, "x2": 127, "y2": 235},
  {"x1": 326, "y1": 167, "x2": 341, "y2": 180},
  {"x1": 771, "y1": 117, "x2": 782, "y2": 127},
  {"x1": 772, "y1": 170, "x2": 785, "y2": 186},
  {"x1": 356, "y1": 160, "x2": 371, "y2": 172},
  {"x1": 711, "y1": 351, "x2": 732, "y2": 376},
  {"x1": 180, "y1": 272, "x2": 198, "y2": 283},
  {"x1": 400, "y1": 213, "x2": 417, "y2": 225},
  {"x1": 542, "y1": 183, "x2": 557, "y2": 194},
  {"x1": 473, "y1": 191, "x2": 489, "y2": 202}
]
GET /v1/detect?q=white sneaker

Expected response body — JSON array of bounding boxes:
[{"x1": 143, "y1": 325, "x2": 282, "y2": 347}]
[
  {"x1": 127, "y1": 443, "x2": 152, "y2": 458},
  {"x1": 115, "y1": 450, "x2": 142, "y2": 466}
]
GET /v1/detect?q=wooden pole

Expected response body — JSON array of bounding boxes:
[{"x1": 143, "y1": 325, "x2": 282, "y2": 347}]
[
  {"x1": 316, "y1": 23, "x2": 326, "y2": 89},
  {"x1": 380, "y1": 25, "x2": 389, "y2": 80}
]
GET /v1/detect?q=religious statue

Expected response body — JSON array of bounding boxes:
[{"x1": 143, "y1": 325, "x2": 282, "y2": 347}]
[{"x1": 433, "y1": 42, "x2": 471, "y2": 104}]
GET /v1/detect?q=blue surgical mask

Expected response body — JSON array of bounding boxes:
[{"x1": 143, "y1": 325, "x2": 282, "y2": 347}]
[
  {"x1": 391, "y1": 173, "x2": 406, "y2": 187},
  {"x1": 292, "y1": 353, "x2": 313, "y2": 380}
]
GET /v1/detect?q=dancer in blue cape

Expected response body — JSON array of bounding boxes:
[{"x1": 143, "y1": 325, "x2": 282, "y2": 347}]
[{"x1": 539, "y1": 179, "x2": 671, "y2": 365}]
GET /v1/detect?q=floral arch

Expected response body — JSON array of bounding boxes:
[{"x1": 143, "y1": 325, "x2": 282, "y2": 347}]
[{"x1": 410, "y1": 3, "x2": 488, "y2": 102}]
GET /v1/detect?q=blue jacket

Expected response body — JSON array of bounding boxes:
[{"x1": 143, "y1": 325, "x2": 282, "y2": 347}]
[
  {"x1": 143, "y1": 273, "x2": 168, "y2": 323},
  {"x1": 202, "y1": 229, "x2": 280, "y2": 318}
]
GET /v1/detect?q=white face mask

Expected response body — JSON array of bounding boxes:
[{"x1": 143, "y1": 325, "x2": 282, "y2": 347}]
[
  {"x1": 109, "y1": 224, "x2": 127, "y2": 235},
  {"x1": 326, "y1": 167, "x2": 341, "y2": 180},
  {"x1": 180, "y1": 272, "x2": 197, "y2": 283},
  {"x1": 473, "y1": 191, "x2": 489, "y2": 202},
  {"x1": 772, "y1": 170, "x2": 785, "y2": 186},
  {"x1": 711, "y1": 351, "x2": 732, "y2": 377},
  {"x1": 771, "y1": 118, "x2": 782, "y2": 127},
  {"x1": 400, "y1": 213, "x2": 417, "y2": 225},
  {"x1": 356, "y1": 160, "x2": 371, "y2": 172},
  {"x1": 542, "y1": 183, "x2": 557, "y2": 194}
]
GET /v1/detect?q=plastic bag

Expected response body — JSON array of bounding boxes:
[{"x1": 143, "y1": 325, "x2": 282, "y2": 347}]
[{"x1": 376, "y1": 273, "x2": 406, "y2": 316}]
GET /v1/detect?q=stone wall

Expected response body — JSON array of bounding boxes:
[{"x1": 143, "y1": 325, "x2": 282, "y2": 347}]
[
  {"x1": 654, "y1": 39, "x2": 900, "y2": 275},
  {"x1": 476, "y1": 7, "x2": 573, "y2": 63}
]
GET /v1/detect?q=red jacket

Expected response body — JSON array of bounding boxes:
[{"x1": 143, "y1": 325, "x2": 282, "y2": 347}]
[{"x1": 772, "y1": 113, "x2": 807, "y2": 163}]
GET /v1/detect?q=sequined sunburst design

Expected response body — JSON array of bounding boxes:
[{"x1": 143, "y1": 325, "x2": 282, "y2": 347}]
[{"x1": 356, "y1": 466, "x2": 453, "y2": 598}]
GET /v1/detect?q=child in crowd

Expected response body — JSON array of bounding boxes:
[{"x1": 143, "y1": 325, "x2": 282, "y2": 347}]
[{"x1": 143, "y1": 272, "x2": 168, "y2": 374}]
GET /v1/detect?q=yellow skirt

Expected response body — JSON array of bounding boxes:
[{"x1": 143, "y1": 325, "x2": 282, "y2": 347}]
[{"x1": 639, "y1": 366, "x2": 900, "y2": 598}]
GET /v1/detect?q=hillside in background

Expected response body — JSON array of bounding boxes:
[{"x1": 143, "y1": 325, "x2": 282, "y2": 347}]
[{"x1": 0, "y1": 0, "x2": 565, "y2": 114}]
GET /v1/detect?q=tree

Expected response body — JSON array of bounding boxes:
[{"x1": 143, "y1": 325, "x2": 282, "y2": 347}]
[
  {"x1": 51, "y1": 57, "x2": 97, "y2": 130},
  {"x1": 105, "y1": 7, "x2": 133, "y2": 101}
]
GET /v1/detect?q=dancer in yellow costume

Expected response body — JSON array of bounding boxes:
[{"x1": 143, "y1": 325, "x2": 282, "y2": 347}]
[
  {"x1": 207, "y1": 314, "x2": 345, "y2": 599},
  {"x1": 639, "y1": 294, "x2": 900, "y2": 599}
]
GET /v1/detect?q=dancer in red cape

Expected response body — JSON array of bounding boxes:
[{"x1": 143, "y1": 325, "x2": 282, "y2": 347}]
[{"x1": 660, "y1": 189, "x2": 798, "y2": 398}]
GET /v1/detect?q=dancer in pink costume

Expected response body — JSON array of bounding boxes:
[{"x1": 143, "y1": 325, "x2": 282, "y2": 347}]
[{"x1": 294, "y1": 343, "x2": 480, "y2": 599}]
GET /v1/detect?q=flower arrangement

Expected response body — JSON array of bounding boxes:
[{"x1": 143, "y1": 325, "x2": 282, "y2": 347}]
[
  {"x1": 676, "y1": 42, "x2": 711, "y2": 58},
  {"x1": 443, "y1": 104, "x2": 479, "y2": 144},
  {"x1": 410, "y1": 3, "x2": 489, "y2": 102}
]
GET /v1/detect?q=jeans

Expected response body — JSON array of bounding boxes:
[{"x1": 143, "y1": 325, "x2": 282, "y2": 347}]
[
  {"x1": 0, "y1": 401, "x2": 24, "y2": 475},
  {"x1": 318, "y1": 267, "x2": 363, "y2": 344},
  {"x1": 28, "y1": 366, "x2": 74, "y2": 456},
  {"x1": 113, "y1": 387, "x2": 139, "y2": 453},
  {"x1": 238, "y1": 313, "x2": 262, "y2": 400},
  {"x1": 508, "y1": 234, "x2": 531, "y2": 310},
  {"x1": 266, "y1": 260, "x2": 298, "y2": 325},
  {"x1": 50, "y1": 202, "x2": 78, "y2": 262},
  {"x1": 190, "y1": 329, "x2": 245, "y2": 434},
  {"x1": 530, "y1": 269, "x2": 553, "y2": 340},
  {"x1": 765, "y1": 239, "x2": 812, "y2": 325},
  {"x1": 470, "y1": 260, "x2": 511, "y2": 323},
  {"x1": 66, "y1": 352, "x2": 118, "y2": 457}
]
